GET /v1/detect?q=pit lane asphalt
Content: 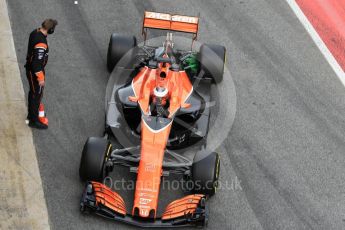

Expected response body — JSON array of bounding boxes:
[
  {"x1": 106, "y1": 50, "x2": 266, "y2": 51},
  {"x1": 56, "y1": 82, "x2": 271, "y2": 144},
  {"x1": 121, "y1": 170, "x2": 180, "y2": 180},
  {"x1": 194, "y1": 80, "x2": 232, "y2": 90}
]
[{"x1": 7, "y1": 0, "x2": 345, "y2": 229}]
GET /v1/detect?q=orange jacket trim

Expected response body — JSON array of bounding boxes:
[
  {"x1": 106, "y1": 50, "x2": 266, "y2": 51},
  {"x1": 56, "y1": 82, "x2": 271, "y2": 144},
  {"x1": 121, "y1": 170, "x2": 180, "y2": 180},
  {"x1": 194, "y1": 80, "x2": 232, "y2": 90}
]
[
  {"x1": 34, "y1": 42, "x2": 47, "y2": 49},
  {"x1": 35, "y1": 71, "x2": 45, "y2": 81}
]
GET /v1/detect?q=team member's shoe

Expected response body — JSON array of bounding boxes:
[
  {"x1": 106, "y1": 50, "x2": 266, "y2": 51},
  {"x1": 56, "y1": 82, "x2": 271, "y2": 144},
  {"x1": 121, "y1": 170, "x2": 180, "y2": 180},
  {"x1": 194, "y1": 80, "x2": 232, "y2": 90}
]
[
  {"x1": 26, "y1": 114, "x2": 30, "y2": 124},
  {"x1": 28, "y1": 120, "x2": 48, "y2": 129}
]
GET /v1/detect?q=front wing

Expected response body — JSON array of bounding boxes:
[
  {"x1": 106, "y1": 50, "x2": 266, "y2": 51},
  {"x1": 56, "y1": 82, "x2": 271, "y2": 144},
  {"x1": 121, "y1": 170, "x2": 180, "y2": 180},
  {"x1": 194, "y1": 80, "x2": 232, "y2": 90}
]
[{"x1": 80, "y1": 181, "x2": 208, "y2": 228}]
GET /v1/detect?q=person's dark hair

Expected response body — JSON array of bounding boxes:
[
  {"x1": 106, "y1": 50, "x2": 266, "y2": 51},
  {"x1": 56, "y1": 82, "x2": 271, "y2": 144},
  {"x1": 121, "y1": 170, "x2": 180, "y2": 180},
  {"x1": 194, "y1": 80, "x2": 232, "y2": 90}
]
[{"x1": 41, "y1": 19, "x2": 58, "y2": 31}]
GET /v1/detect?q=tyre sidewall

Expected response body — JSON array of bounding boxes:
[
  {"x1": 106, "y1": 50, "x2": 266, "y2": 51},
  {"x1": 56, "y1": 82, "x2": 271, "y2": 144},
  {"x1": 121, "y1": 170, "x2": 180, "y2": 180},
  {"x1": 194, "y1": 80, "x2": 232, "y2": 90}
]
[
  {"x1": 192, "y1": 151, "x2": 220, "y2": 196},
  {"x1": 79, "y1": 137, "x2": 112, "y2": 182},
  {"x1": 107, "y1": 33, "x2": 137, "y2": 72},
  {"x1": 199, "y1": 44, "x2": 226, "y2": 84}
]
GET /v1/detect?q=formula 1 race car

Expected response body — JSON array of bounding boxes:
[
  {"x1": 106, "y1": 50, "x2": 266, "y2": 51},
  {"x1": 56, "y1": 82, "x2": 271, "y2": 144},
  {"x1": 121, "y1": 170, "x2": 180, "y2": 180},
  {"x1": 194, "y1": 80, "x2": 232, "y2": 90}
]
[{"x1": 79, "y1": 11, "x2": 226, "y2": 228}]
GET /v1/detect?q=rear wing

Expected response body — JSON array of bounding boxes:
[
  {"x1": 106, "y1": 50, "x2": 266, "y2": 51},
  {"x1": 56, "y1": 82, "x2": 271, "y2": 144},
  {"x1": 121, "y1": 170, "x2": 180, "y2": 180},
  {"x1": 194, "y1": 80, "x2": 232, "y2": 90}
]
[{"x1": 142, "y1": 11, "x2": 199, "y2": 42}]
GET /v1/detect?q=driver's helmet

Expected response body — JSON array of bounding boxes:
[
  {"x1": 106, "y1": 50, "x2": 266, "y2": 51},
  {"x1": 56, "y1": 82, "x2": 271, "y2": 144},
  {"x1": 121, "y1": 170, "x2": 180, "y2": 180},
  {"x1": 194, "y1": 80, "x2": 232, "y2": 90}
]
[
  {"x1": 154, "y1": 68, "x2": 169, "y2": 96},
  {"x1": 153, "y1": 86, "x2": 168, "y2": 98},
  {"x1": 152, "y1": 69, "x2": 169, "y2": 107}
]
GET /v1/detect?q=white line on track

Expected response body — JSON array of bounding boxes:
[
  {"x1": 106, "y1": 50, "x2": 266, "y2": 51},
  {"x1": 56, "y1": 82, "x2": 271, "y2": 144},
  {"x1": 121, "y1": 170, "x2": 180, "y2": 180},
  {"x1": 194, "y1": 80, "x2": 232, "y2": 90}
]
[{"x1": 286, "y1": 0, "x2": 345, "y2": 87}]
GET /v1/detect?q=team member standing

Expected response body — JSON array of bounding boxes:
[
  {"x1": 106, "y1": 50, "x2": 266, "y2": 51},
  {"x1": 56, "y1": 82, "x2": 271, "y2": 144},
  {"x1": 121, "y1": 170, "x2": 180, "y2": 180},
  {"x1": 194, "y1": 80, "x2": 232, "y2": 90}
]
[{"x1": 25, "y1": 19, "x2": 58, "y2": 129}]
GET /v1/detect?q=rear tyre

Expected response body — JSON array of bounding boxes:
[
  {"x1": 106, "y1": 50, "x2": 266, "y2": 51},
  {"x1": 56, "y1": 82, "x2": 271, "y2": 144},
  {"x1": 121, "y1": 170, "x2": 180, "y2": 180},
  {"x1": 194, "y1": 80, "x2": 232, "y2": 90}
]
[
  {"x1": 107, "y1": 33, "x2": 137, "y2": 72},
  {"x1": 192, "y1": 151, "x2": 220, "y2": 196},
  {"x1": 199, "y1": 44, "x2": 226, "y2": 84},
  {"x1": 79, "y1": 137, "x2": 112, "y2": 182}
]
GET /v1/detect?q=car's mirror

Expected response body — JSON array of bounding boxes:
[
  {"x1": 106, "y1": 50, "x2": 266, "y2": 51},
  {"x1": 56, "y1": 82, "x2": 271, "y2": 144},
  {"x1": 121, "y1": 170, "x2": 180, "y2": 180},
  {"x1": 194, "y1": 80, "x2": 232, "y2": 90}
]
[
  {"x1": 128, "y1": 96, "x2": 138, "y2": 102},
  {"x1": 181, "y1": 103, "x2": 191, "y2": 109}
]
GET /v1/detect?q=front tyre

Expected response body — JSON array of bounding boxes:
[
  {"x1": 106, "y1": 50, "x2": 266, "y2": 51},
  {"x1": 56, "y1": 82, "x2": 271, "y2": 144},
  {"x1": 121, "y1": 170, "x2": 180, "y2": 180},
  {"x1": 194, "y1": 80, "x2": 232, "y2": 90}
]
[
  {"x1": 192, "y1": 151, "x2": 220, "y2": 196},
  {"x1": 79, "y1": 137, "x2": 112, "y2": 182}
]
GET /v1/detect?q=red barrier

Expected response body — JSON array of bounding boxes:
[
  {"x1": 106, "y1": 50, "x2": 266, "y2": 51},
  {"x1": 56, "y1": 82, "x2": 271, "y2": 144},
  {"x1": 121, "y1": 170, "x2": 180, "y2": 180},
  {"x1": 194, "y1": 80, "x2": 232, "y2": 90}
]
[{"x1": 296, "y1": 0, "x2": 345, "y2": 71}]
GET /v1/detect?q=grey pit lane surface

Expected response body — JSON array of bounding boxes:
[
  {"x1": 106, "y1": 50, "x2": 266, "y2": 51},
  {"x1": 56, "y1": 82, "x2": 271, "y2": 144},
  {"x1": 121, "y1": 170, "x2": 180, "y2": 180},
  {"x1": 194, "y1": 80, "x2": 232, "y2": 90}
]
[{"x1": 6, "y1": 0, "x2": 345, "y2": 229}]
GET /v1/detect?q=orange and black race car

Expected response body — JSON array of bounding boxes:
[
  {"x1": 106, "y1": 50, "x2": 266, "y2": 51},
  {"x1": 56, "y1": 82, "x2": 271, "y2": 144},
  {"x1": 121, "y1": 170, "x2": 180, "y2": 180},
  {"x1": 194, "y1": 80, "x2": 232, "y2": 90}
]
[{"x1": 79, "y1": 11, "x2": 226, "y2": 228}]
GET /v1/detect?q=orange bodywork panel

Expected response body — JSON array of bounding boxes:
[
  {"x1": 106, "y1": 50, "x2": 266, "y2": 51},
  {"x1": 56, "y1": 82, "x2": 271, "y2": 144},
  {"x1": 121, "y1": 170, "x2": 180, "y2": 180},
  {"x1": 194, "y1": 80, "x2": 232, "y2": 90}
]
[
  {"x1": 132, "y1": 66, "x2": 155, "y2": 115},
  {"x1": 168, "y1": 70, "x2": 193, "y2": 116},
  {"x1": 91, "y1": 181, "x2": 127, "y2": 216},
  {"x1": 132, "y1": 119, "x2": 172, "y2": 218},
  {"x1": 143, "y1": 11, "x2": 199, "y2": 34},
  {"x1": 162, "y1": 194, "x2": 205, "y2": 220},
  {"x1": 132, "y1": 66, "x2": 193, "y2": 117},
  {"x1": 131, "y1": 65, "x2": 193, "y2": 218}
]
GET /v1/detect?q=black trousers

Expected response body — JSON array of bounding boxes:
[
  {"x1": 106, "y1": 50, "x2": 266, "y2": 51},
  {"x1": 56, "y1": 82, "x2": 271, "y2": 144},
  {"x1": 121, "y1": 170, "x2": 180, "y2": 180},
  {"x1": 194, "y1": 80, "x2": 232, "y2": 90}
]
[{"x1": 26, "y1": 69, "x2": 44, "y2": 122}]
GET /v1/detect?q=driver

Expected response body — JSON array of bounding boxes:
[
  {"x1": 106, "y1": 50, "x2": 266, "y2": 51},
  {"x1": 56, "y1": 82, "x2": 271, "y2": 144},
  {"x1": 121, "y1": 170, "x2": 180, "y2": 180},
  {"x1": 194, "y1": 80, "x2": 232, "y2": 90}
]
[{"x1": 150, "y1": 70, "x2": 170, "y2": 117}]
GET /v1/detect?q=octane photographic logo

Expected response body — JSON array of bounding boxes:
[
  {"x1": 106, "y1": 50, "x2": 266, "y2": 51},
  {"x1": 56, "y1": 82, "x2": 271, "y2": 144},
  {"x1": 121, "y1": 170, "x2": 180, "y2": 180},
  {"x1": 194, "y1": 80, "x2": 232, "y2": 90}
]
[
  {"x1": 104, "y1": 176, "x2": 242, "y2": 192},
  {"x1": 105, "y1": 34, "x2": 237, "y2": 163}
]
